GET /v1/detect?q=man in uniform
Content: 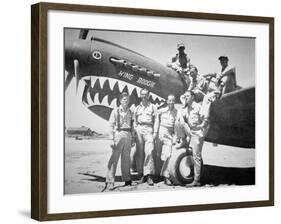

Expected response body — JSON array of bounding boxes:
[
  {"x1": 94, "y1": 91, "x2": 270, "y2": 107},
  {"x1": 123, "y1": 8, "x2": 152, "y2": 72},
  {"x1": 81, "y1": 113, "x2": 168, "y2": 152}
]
[
  {"x1": 188, "y1": 66, "x2": 209, "y2": 102},
  {"x1": 134, "y1": 88, "x2": 158, "y2": 186},
  {"x1": 167, "y1": 43, "x2": 191, "y2": 86},
  {"x1": 209, "y1": 55, "x2": 237, "y2": 95},
  {"x1": 105, "y1": 92, "x2": 134, "y2": 190},
  {"x1": 155, "y1": 94, "x2": 177, "y2": 185},
  {"x1": 174, "y1": 90, "x2": 210, "y2": 187}
]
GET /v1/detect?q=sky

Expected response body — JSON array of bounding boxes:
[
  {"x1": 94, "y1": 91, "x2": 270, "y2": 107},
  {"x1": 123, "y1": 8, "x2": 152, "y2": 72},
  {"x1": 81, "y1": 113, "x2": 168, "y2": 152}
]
[{"x1": 65, "y1": 28, "x2": 255, "y2": 133}]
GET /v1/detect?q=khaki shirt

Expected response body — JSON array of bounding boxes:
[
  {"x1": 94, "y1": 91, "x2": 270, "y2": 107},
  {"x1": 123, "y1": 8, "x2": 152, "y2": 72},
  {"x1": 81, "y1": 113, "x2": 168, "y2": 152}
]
[
  {"x1": 178, "y1": 102, "x2": 209, "y2": 137},
  {"x1": 157, "y1": 107, "x2": 177, "y2": 129},
  {"x1": 171, "y1": 53, "x2": 191, "y2": 69},
  {"x1": 188, "y1": 75, "x2": 209, "y2": 95},
  {"x1": 109, "y1": 106, "x2": 133, "y2": 131},
  {"x1": 208, "y1": 65, "x2": 236, "y2": 93},
  {"x1": 134, "y1": 102, "x2": 158, "y2": 125}
]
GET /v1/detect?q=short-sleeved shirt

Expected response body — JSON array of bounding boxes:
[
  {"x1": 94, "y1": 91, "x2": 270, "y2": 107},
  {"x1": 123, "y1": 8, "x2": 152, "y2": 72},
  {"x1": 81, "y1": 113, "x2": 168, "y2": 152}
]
[
  {"x1": 188, "y1": 75, "x2": 209, "y2": 95},
  {"x1": 158, "y1": 107, "x2": 177, "y2": 129},
  {"x1": 134, "y1": 102, "x2": 158, "y2": 125},
  {"x1": 171, "y1": 53, "x2": 191, "y2": 69},
  {"x1": 180, "y1": 102, "x2": 203, "y2": 128},
  {"x1": 179, "y1": 102, "x2": 209, "y2": 137},
  {"x1": 209, "y1": 65, "x2": 237, "y2": 93},
  {"x1": 109, "y1": 106, "x2": 133, "y2": 130}
]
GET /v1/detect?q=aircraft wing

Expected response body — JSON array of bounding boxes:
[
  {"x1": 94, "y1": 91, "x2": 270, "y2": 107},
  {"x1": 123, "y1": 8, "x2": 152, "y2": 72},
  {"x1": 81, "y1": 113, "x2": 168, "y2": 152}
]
[{"x1": 205, "y1": 87, "x2": 255, "y2": 148}]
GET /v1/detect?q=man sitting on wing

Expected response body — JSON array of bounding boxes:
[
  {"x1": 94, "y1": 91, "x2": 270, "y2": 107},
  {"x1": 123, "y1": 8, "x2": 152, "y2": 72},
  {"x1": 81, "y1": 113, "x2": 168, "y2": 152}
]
[
  {"x1": 206, "y1": 55, "x2": 237, "y2": 96},
  {"x1": 187, "y1": 66, "x2": 209, "y2": 102},
  {"x1": 167, "y1": 43, "x2": 191, "y2": 87}
]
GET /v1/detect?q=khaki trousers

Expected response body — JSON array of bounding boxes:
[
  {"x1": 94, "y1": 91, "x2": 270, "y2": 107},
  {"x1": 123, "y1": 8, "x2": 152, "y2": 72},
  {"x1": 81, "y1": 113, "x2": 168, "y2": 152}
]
[
  {"x1": 135, "y1": 125, "x2": 155, "y2": 176},
  {"x1": 106, "y1": 131, "x2": 132, "y2": 183},
  {"x1": 189, "y1": 135, "x2": 204, "y2": 181},
  {"x1": 174, "y1": 119, "x2": 205, "y2": 182},
  {"x1": 158, "y1": 126, "x2": 174, "y2": 178}
]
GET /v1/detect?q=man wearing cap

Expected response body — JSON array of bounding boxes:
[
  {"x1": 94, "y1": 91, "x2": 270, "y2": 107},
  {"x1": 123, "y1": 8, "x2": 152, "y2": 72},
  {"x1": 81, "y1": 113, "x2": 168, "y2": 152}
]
[
  {"x1": 134, "y1": 88, "x2": 158, "y2": 186},
  {"x1": 214, "y1": 55, "x2": 237, "y2": 95},
  {"x1": 105, "y1": 92, "x2": 134, "y2": 190},
  {"x1": 167, "y1": 43, "x2": 191, "y2": 86},
  {"x1": 154, "y1": 94, "x2": 178, "y2": 185},
  {"x1": 174, "y1": 90, "x2": 210, "y2": 187}
]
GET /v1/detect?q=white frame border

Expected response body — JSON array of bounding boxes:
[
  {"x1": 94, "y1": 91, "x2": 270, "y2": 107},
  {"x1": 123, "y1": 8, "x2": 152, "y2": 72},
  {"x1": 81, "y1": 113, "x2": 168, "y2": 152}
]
[{"x1": 47, "y1": 10, "x2": 270, "y2": 214}]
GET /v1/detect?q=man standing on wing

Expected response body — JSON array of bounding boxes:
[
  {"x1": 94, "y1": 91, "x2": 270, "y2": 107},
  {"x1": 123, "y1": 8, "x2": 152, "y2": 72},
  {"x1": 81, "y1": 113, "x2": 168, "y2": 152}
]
[
  {"x1": 155, "y1": 94, "x2": 178, "y2": 186},
  {"x1": 105, "y1": 92, "x2": 134, "y2": 190},
  {"x1": 134, "y1": 88, "x2": 158, "y2": 186},
  {"x1": 174, "y1": 90, "x2": 210, "y2": 187}
]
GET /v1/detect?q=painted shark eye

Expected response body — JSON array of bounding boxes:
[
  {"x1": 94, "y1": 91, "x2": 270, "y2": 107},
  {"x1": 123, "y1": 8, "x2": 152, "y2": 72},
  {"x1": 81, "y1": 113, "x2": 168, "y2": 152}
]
[{"x1": 92, "y1": 51, "x2": 102, "y2": 60}]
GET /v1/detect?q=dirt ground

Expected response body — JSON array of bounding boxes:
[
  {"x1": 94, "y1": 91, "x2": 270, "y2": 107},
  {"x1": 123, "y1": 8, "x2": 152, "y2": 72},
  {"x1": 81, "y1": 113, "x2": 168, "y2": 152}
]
[{"x1": 64, "y1": 138, "x2": 255, "y2": 194}]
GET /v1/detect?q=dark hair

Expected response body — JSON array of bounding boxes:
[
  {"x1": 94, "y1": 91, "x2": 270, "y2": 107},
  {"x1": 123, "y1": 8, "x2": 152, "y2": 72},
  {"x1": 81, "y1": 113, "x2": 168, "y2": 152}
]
[
  {"x1": 218, "y1": 56, "x2": 229, "y2": 61},
  {"x1": 119, "y1": 92, "x2": 129, "y2": 101}
]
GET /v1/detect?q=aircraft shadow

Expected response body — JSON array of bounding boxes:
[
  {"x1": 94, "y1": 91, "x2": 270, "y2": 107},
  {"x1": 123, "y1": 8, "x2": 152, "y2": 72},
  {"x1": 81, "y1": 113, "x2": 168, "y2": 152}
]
[
  {"x1": 79, "y1": 173, "x2": 140, "y2": 183},
  {"x1": 79, "y1": 164, "x2": 255, "y2": 187},
  {"x1": 201, "y1": 165, "x2": 255, "y2": 186}
]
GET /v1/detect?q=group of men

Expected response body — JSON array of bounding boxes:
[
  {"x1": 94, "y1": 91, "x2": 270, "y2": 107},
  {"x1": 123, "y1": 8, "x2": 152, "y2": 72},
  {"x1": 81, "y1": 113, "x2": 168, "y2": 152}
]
[
  {"x1": 169, "y1": 43, "x2": 237, "y2": 96},
  {"x1": 104, "y1": 43, "x2": 237, "y2": 191}
]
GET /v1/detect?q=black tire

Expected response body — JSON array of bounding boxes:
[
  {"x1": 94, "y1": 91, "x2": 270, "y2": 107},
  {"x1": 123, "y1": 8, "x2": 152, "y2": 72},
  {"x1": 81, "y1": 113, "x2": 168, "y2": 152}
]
[{"x1": 168, "y1": 147, "x2": 203, "y2": 185}]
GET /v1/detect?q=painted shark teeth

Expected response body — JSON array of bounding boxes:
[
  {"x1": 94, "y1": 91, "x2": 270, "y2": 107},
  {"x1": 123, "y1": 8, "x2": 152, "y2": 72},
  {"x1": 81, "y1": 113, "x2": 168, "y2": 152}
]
[
  {"x1": 91, "y1": 76, "x2": 96, "y2": 88},
  {"x1": 108, "y1": 79, "x2": 115, "y2": 90},
  {"x1": 101, "y1": 95, "x2": 109, "y2": 106},
  {"x1": 87, "y1": 91, "x2": 95, "y2": 105},
  {"x1": 135, "y1": 88, "x2": 142, "y2": 97},
  {"x1": 99, "y1": 77, "x2": 107, "y2": 89},
  {"x1": 151, "y1": 93, "x2": 158, "y2": 101},
  {"x1": 117, "y1": 81, "x2": 126, "y2": 92},
  {"x1": 83, "y1": 76, "x2": 166, "y2": 109},
  {"x1": 94, "y1": 92, "x2": 99, "y2": 104},
  {"x1": 109, "y1": 98, "x2": 117, "y2": 108},
  {"x1": 127, "y1": 83, "x2": 135, "y2": 95}
]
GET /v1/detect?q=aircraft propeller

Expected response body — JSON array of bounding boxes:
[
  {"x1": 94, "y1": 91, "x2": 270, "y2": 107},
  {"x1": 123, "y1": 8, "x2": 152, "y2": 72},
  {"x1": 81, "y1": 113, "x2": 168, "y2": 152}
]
[
  {"x1": 65, "y1": 29, "x2": 89, "y2": 92},
  {"x1": 78, "y1": 29, "x2": 89, "y2": 40},
  {"x1": 74, "y1": 59, "x2": 80, "y2": 93}
]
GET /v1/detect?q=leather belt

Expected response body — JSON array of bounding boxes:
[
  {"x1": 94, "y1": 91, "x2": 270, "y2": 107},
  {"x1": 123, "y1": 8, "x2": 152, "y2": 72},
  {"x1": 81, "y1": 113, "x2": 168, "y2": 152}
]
[
  {"x1": 117, "y1": 128, "x2": 131, "y2": 132},
  {"x1": 138, "y1": 122, "x2": 153, "y2": 126}
]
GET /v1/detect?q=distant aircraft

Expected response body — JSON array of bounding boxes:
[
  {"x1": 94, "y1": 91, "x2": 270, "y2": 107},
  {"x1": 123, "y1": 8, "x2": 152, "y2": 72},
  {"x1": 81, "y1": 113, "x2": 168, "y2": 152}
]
[{"x1": 64, "y1": 29, "x2": 255, "y2": 184}]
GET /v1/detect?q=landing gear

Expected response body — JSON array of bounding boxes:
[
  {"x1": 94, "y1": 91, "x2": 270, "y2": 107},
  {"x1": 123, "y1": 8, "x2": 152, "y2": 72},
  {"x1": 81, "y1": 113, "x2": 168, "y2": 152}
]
[
  {"x1": 168, "y1": 147, "x2": 203, "y2": 185},
  {"x1": 131, "y1": 143, "x2": 203, "y2": 186}
]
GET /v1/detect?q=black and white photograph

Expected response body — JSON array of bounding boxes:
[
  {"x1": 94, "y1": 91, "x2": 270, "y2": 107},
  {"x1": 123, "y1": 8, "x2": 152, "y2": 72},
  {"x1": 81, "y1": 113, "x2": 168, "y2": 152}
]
[{"x1": 64, "y1": 28, "x2": 255, "y2": 194}]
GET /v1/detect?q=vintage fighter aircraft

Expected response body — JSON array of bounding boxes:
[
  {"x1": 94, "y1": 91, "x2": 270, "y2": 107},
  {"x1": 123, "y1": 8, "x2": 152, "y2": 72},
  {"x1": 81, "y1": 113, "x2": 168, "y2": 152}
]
[{"x1": 65, "y1": 29, "x2": 255, "y2": 185}]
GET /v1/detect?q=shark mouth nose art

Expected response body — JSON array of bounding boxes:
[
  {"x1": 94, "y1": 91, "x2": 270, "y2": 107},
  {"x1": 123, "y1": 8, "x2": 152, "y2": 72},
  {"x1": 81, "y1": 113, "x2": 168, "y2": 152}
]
[{"x1": 81, "y1": 76, "x2": 166, "y2": 111}]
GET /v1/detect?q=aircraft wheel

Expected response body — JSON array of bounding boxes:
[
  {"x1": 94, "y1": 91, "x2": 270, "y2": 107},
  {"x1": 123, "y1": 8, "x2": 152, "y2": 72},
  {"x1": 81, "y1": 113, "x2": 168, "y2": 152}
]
[{"x1": 168, "y1": 147, "x2": 203, "y2": 185}]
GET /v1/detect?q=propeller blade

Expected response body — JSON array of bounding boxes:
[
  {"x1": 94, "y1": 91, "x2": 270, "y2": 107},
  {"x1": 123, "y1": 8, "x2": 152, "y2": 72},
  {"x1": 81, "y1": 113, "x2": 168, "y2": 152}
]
[
  {"x1": 64, "y1": 70, "x2": 74, "y2": 91},
  {"x1": 78, "y1": 29, "x2": 89, "y2": 39},
  {"x1": 74, "y1": 59, "x2": 80, "y2": 93}
]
